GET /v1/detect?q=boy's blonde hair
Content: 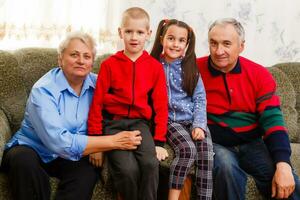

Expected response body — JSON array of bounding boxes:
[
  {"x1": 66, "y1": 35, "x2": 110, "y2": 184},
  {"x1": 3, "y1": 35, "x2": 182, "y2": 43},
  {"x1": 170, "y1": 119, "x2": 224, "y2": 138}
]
[{"x1": 121, "y1": 7, "x2": 150, "y2": 30}]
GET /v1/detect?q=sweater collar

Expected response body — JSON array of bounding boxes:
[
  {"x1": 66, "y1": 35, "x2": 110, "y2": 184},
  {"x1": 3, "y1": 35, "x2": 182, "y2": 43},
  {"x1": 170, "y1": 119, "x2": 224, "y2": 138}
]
[{"x1": 208, "y1": 56, "x2": 241, "y2": 76}]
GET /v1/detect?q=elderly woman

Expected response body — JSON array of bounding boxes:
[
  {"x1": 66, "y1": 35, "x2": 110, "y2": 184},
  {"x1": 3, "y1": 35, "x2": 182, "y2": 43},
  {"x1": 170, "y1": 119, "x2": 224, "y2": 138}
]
[{"x1": 1, "y1": 32, "x2": 142, "y2": 200}]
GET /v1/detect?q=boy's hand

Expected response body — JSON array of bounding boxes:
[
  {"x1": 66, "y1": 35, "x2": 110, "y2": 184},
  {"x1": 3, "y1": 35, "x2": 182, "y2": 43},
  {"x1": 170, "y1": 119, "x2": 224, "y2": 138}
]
[
  {"x1": 155, "y1": 146, "x2": 168, "y2": 161},
  {"x1": 89, "y1": 152, "x2": 104, "y2": 168},
  {"x1": 192, "y1": 128, "x2": 205, "y2": 141}
]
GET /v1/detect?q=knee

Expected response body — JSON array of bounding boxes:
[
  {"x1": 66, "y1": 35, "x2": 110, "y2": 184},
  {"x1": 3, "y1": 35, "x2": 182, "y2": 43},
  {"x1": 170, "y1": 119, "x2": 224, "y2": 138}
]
[
  {"x1": 214, "y1": 153, "x2": 239, "y2": 178},
  {"x1": 76, "y1": 167, "x2": 99, "y2": 184},
  {"x1": 140, "y1": 156, "x2": 159, "y2": 173},
  {"x1": 8, "y1": 148, "x2": 40, "y2": 172},
  {"x1": 214, "y1": 160, "x2": 236, "y2": 177},
  {"x1": 118, "y1": 163, "x2": 140, "y2": 180},
  {"x1": 178, "y1": 145, "x2": 197, "y2": 161}
]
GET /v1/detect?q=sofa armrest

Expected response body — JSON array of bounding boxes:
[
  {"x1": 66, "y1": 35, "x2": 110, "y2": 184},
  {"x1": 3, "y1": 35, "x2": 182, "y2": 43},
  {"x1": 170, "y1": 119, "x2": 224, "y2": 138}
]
[
  {"x1": 291, "y1": 143, "x2": 300, "y2": 175},
  {"x1": 0, "y1": 109, "x2": 12, "y2": 164}
]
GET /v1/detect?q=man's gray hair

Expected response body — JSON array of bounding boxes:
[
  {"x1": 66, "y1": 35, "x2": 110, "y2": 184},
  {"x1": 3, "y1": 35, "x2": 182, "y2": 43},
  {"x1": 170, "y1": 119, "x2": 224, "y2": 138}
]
[
  {"x1": 209, "y1": 18, "x2": 245, "y2": 42},
  {"x1": 58, "y1": 31, "x2": 97, "y2": 59}
]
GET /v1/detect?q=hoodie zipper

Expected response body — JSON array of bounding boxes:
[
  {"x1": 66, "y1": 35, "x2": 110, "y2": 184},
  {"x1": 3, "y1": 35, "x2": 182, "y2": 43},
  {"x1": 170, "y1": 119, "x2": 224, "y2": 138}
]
[{"x1": 127, "y1": 62, "x2": 136, "y2": 117}]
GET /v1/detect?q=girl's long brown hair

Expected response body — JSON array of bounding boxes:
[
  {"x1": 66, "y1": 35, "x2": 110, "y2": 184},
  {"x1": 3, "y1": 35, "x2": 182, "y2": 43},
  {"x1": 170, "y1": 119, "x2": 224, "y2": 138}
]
[{"x1": 150, "y1": 19, "x2": 199, "y2": 96}]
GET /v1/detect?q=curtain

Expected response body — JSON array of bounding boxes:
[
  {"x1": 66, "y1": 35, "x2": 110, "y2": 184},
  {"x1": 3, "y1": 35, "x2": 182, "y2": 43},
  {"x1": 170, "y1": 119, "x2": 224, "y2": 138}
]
[{"x1": 0, "y1": 0, "x2": 122, "y2": 54}]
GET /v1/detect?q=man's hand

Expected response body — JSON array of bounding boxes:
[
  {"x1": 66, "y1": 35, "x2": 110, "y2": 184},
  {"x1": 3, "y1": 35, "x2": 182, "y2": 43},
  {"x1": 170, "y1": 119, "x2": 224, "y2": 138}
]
[
  {"x1": 272, "y1": 162, "x2": 295, "y2": 199},
  {"x1": 192, "y1": 128, "x2": 205, "y2": 141},
  {"x1": 89, "y1": 152, "x2": 104, "y2": 168},
  {"x1": 113, "y1": 130, "x2": 142, "y2": 150},
  {"x1": 155, "y1": 146, "x2": 168, "y2": 161}
]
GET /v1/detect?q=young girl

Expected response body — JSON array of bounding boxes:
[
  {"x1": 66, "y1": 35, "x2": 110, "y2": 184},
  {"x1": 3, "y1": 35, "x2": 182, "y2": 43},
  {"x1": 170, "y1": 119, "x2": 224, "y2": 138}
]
[{"x1": 151, "y1": 19, "x2": 214, "y2": 200}]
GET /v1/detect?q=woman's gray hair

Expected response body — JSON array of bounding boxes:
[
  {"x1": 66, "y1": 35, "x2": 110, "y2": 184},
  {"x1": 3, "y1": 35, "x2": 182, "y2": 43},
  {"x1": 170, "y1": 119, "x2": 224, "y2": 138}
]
[
  {"x1": 209, "y1": 18, "x2": 245, "y2": 42},
  {"x1": 57, "y1": 31, "x2": 97, "y2": 59}
]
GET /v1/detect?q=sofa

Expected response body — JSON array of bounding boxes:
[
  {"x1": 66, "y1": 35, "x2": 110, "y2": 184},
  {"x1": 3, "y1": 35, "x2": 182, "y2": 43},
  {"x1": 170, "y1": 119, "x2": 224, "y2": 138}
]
[{"x1": 0, "y1": 48, "x2": 299, "y2": 200}]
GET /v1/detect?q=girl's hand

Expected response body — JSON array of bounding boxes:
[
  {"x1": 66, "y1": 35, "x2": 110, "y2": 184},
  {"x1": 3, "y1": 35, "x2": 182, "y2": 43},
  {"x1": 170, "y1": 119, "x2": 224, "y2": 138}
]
[
  {"x1": 192, "y1": 128, "x2": 205, "y2": 141},
  {"x1": 155, "y1": 146, "x2": 168, "y2": 161},
  {"x1": 89, "y1": 152, "x2": 104, "y2": 168}
]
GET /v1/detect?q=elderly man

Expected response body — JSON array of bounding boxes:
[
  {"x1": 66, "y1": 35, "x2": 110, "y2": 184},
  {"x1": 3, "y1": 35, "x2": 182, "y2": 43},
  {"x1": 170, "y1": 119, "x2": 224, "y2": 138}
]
[{"x1": 197, "y1": 18, "x2": 300, "y2": 200}]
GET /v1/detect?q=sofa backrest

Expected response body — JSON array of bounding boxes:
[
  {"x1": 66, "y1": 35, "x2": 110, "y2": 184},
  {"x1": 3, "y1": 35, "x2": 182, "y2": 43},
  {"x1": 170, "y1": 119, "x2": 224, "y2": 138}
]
[
  {"x1": 14, "y1": 48, "x2": 59, "y2": 95},
  {"x1": 269, "y1": 63, "x2": 300, "y2": 143},
  {"x1": 0, "y1": 48, "x2": 110, "y2": 133},
  {"x1": 1, "y1": 48, "x2": 299, "y2": 143},
  {"x1": 0, "y1": 50, "x2": 28, "y2": 133}
]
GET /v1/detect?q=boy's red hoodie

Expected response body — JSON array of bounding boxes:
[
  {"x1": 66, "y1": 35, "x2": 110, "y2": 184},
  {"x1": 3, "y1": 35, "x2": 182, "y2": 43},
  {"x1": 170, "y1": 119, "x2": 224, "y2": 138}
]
[{"x1": 88, "y1": 50, "x2": 168, "y2": 144}]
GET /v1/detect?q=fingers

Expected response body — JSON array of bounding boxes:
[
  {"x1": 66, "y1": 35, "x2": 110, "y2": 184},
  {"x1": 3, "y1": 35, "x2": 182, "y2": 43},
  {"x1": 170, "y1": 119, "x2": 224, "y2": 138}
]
[
  {"x1": 272, "y1": 162, "x2": 296, "y2": 199},
  {"x1": 131, "y1": 130, "x2": 142, "y2": 144},
  {"x1": 116, "y1": 130, "x2": 143, "y2": 150},
  {"x1": 126, "y1": 130, "x2": 142, "y2": 145},
  {"x1": 89, "y1": 153, "x2": 104, "y2": 168},
  {"x1": 276, "y1": 185, "x2": 295, "y2": 199},
  {"x1": 274, "y1": 185, "x2": 292, "y2": 199},
  {"x1": 192, "y1": 129, "x2": 205, "y2": 141},
  {"x1": 155, "y1": 146, "x2": 169, "y2": 161},
  {"x1": 272, "y1": 177, "x2": 296, "y2": 199},
  {"x1": 132, "y1": 130, "x2": 141, "y2": 136},
  {"x1": 272, "y1": 179, "x2": 276, "y2": 198}
]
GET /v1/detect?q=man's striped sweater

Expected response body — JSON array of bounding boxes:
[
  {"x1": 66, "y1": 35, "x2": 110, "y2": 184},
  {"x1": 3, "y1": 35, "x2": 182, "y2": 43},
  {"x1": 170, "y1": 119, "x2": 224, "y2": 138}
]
[{"x1": 197, "y1": 56, "x2": 291, "y2": 164}]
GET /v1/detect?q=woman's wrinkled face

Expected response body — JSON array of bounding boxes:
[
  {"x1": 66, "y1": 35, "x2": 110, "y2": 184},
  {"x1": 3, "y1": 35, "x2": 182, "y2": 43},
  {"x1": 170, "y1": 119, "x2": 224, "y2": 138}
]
[{"x1": 58, "y1": 38, "x2": 93, "y2": 81}]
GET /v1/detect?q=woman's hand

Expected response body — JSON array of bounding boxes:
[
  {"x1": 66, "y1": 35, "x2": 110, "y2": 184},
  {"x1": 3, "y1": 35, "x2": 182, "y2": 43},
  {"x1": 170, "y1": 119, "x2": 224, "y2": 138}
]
[
  {"x1": 192, "y1": 127, "x2": 205, "y2": 141},
  {"x1": 113, "y1": 130, "x2": 142, "y2": 150},
  {"x1": 83, "y1": 130, "x2": 142, "y2": 155},
  {"x1": 89, "y1": 152, "x2": 104, "y2": 168},
  {"x1": 155, "y1": 146, "x2": 168, "y2": 161}
]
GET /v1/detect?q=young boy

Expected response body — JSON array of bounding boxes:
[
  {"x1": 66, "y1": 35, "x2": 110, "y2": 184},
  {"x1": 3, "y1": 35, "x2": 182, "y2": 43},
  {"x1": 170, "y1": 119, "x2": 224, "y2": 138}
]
[{"x1": 87, "y1": 7, "x2": 168, "y2": 200}]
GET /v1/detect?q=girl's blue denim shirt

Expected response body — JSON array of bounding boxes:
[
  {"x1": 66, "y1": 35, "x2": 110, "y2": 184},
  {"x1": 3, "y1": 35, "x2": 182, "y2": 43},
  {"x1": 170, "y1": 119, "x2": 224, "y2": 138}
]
[{"x1": 161, "y1": 58, "x2": 207, "y2": 130}]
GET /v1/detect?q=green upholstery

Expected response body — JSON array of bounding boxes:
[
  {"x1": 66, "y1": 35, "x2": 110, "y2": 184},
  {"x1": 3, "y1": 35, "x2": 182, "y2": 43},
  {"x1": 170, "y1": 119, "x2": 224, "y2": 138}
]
[{"x1": 0, "y1": 48, "x2": 299, "y2": 199}]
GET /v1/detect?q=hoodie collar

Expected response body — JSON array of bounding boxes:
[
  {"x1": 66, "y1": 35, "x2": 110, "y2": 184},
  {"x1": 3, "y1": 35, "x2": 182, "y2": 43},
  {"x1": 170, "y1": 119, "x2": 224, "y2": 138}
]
[{"x1": 113, "y1": 50, "x2": 149, "y2": 62}]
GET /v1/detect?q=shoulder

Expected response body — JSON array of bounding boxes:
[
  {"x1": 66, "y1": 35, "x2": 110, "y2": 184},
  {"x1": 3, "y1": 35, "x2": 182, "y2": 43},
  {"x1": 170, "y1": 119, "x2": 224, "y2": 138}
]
[
  {"x1": 240, "y1": 56, "x2": 275, "y2": 85},
  {"x1": 196, "y1": 56, "x2": 209, "y2": 74},
  {"x1": 30, "y1": 68, "x2": 61, "y2": 103},
  {"x1": 239, "y1": 56, "x2": 268, "y2": 73},
  {"x1": 196, "y1": 56, "x2": 209, "y2": 64},
  {"x1": 87, "y1": 72, "x2": 97, "y2": 87},
  {"x1": 101, "y1": 54, "x2": 116, "y2": 66},
  {"x1": 240, "y1": 56, "x2": 273, "y2": 80},
  {"x1": 148, "y1": 56, "x2": 162, "y2": 67},
  {"x1": 143, "y1": 52, "x2": 162, "y2": 67},
  {"x1": 196, "y1": 56, "x2": 209, "y2": 69},
  {"x1": 32, "y1": 67, "x2": 59, "y2": 89}
]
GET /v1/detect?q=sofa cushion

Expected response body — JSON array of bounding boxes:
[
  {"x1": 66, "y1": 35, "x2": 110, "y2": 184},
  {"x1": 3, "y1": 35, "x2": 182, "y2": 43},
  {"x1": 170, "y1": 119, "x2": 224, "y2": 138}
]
[
  {"x1": 273, "y1": 63, "x2": 300, "y2": 143},
  {"x1": 0, "y1": 50, "x2": 27, "y2": 133},
  {"x1": 0, "y1": 110, "x2": 11, "y2": 164},
  {"x1": 13, "y1": 48, "x2": 58, "y2": 95},
  {"x1": 268, "y1": 67, "x2": 299, "y2": 143}
]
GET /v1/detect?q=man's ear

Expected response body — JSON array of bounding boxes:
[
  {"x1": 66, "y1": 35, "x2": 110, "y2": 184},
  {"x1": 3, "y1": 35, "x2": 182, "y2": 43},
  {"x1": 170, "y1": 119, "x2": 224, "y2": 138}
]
[
  {"x1": 118, "y1": 27, "x2": 123, "y2": 39},
  {"x1": 239, "y1": 40, "x2": 245, "y2": 53}
]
